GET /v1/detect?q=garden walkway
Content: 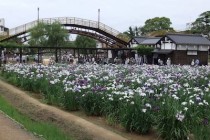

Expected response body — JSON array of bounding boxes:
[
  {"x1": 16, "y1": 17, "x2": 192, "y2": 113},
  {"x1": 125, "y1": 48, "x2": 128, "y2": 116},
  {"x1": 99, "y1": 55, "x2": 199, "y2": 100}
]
[{"x1": 0, "y1": 111, "x2": 39, "y2": 140}]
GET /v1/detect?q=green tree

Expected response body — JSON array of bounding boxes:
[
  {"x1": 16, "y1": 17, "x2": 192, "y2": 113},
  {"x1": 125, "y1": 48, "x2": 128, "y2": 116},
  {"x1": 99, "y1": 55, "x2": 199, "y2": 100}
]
[
  {"x1": 46, "y1": 22, "x2": 69, "y2": 47},
  {"x1": 117, "y1": 33, "x2": 130, "y2": 42},
  {"x1": 75, "y1": 35, "x2": 96, "y2": 54},
  {"x1": 29, "y1": 22, "x2": 69, "y2": 62},
  {"x1": 63, "y1": 41, "x2": 76, "y2": 48},
  {"x1": 135, "y1": 45, "x2": 154, "y2": 55},
  {"x1": 123, "y1": 26, "x2": 141, "y2": 38},
  {"x1": 28, "y1": 22, "x2": 48, "y2": 46},
  {"x1": 191, "y1": 11, "x2": 210, "y2": 37},
  {"x1": 141, "y1": 17, "x2": 174, "y2": 35},
  {"x1": 148, "y1": 30, "x2": 176, "y2": 37}
]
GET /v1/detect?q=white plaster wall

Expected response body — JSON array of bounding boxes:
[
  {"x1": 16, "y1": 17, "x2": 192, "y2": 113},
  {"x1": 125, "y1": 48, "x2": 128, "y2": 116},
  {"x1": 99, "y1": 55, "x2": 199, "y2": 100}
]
[
  {"x1": 161, "y1": 43, "x2": 175, "y2": 50},
  {"x1": 198, "y1": 46, "x2": 209, "y2": 51},
  {"x1": 177, "y1": 45, "x2": 187, "y2": 50},
  {"x1": 187, "y1": 45, "x2": 197, "y2": 50},
  {"x1": 130, "y1": 44, "x2": 138, "y2": 48}
]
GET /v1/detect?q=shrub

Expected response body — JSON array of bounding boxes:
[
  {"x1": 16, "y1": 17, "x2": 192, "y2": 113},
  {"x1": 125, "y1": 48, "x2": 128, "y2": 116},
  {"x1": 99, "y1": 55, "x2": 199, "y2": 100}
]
[
  {"x1": 80, "y1": 91, "x2": 104, "y2": 116},
  {"x1": 63, "y1": 91, "x2": 81, "y2": 111},
  {"x1": 155, "y1": 97, "x2": 190, "y2": 140},
  {"x1": 135, "y1": 45, "x2": 154, "y2": 55},
  {"x1": 119, "y1": 95, "x2": 153, "y2": 134}
]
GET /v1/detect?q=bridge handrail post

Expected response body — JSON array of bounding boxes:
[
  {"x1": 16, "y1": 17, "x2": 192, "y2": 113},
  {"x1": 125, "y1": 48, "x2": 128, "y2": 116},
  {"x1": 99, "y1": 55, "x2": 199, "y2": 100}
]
[{"x1": 24, "y1": 24, "x2": 26, "y2": 32}]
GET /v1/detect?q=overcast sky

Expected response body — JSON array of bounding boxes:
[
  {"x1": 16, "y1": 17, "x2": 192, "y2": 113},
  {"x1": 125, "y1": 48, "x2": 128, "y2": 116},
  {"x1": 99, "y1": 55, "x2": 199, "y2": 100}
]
[{"x1": 0, "y1": 0, "x2": 209, "y2": 33}]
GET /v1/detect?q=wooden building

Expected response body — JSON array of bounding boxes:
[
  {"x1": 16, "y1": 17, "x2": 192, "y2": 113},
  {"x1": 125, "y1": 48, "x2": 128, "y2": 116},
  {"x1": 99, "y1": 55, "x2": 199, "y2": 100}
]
[
  {"x1": 129, "y1": 34, "x2": 210, "y2": 65},
  {"x1": 156, "y1": 34, "x2": 210, "y2": 65}
]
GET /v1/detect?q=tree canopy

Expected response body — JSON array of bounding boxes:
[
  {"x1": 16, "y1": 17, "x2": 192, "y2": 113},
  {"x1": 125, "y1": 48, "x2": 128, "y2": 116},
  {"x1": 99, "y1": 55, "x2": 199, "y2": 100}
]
[
  {"x1": 135, "y1": 45, "x2": 154, "y2": 55},
  {"x1": 28, "y1": 22, "x2": 69, "y2": 47},
  {"x1": 75, "y1": 35, "x2": 96, "y2": 48},
  {"x1": 74, "y1": 35, "x2": 96, "y2": 54},
  {"x1": 140, "y1": 17, "x2": 174, "y2": 35},
  {"x1": 191, "y1": 11, "x2": 210, "y2": 37},
  {"x1": 123, "y1": 26, "x2": 141, "y2": 38}
]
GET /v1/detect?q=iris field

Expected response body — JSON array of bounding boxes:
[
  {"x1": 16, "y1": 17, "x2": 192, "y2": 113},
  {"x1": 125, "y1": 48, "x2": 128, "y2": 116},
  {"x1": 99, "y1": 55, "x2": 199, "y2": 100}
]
[{"x1": 1, "y1": 63, "x2": 210, "y2": 140}]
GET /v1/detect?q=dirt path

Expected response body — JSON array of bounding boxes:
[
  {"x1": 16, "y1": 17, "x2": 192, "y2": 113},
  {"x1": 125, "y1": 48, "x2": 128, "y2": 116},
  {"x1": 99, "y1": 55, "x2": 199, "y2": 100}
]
[
  {"x1": 0, "y1": 111, "x2": 39, "y2": 140},
  {"x1": 0, "y1": 80, "x2": 157, "y2": 140}
]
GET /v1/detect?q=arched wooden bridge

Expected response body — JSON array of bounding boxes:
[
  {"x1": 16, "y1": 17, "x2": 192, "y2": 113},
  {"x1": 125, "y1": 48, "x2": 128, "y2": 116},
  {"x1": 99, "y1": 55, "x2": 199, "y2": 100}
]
[{"x1": 0, "y1": 17, "x2": 129, "y2": 48}]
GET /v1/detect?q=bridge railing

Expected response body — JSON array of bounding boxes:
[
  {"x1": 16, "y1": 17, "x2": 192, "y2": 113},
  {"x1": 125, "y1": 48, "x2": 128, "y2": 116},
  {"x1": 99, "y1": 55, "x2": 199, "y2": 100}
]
[
  {"x1": 40, "y1": 17, "x2": 122, "y2": 38},
  {"x1": 0, "y1": 20, "x2": 38, "y2": 37},
  {"x1": 0, "y1": 17, "x2": 128, "y2": 42},
  {"x1": 9, "y1": 20, "x2": 38, "y2": 36}
]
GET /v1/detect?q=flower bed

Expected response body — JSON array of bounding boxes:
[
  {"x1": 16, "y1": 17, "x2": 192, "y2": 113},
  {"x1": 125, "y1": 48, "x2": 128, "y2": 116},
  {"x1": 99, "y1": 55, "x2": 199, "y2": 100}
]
[{"x1": 1, "y1": 63, "x2": 210, "y2": 139}]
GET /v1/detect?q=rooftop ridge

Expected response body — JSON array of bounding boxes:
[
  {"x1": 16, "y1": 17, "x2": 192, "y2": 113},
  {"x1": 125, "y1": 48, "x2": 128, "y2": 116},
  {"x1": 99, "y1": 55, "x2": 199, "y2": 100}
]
[
  {"x1": 133, "y1": 36, "x2": 147, "y2": 38},
  {"x1": 166, "y1": 33, "x2": 202, "y2": 37},
  {"x1": 146, "y1": 37, "x2": 161, "y2": 39}
]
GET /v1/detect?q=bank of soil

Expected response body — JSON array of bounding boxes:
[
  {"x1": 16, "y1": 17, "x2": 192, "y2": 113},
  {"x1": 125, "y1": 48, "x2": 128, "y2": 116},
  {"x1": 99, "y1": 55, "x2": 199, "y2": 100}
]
[
  {"x1": 0, "y1": 111, "x2": 39, "y2": 140},
  {"x1": 0, "y1": 79, "x2": 158, "y2": 140}
]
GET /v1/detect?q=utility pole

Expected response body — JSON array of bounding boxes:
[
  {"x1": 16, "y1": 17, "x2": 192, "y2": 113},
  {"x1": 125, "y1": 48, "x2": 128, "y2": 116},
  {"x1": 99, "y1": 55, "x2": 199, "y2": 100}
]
[
  {"x1": 98, "y1": 9, "x2": 100, "y2": 28},
  {"x1": 38, "y1": 7, "x2": 40, "y2": 22}
]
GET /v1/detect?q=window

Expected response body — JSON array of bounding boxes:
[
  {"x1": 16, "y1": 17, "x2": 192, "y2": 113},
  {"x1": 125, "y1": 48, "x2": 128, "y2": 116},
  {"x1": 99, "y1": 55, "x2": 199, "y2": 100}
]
[
  {"x1": 177, "y1": 45, "x2": 186, "y2": 50},
  {"x1": 187, "y1": 50, "x2": 197, "y2": 55},
  {"x1": 188, "y1": 45, "x2": 197, "y2": 50}
]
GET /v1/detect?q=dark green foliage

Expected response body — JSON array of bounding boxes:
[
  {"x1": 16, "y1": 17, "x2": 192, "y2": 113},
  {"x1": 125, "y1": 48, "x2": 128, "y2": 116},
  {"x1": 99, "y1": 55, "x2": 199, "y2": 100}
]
[
  {"x1": 155, "y1": 97, "x2": 190, "y2": 140},
  {"x1": 63, "y1": 91, "x2": 81, "y2": 111},
  {"x1": 75, "y1": 35, "x2": 96, "y2": 48},
  {"x1": 135, "y1": 45, "x2": 154, "y2": 55},
  {"x1": 119, "y1": 96, "x2": 153, "y2": 134},
  {"x1": 28, "y1": 22, "x2": 69, "y2": 62},
  {"x1": 44, "y1": 83, "x2": 64, "y2": 106},
  {"x1": 140, "y1": 17, "x2": 174, "y2": 35},
  {"x1": 123, "y1": 26, "x2": 141, "y2": 38},
  {"x1": 191, "y1": 11, "x2": 210, "y2": 37},
  {"x1": 80, "y1": 92, "x2": 104, "y2": 116},
  {"x1": 28, "y1": 22, "x2": 69, "y2": 47},
  {"x1": 0, "y1": 42, "x2": 25, "y2": 48},
  {"x1": 74, "y1": 35, "x2": 96, "y2": 54},
  {"x1": 116, "y1": 33, "x2": 130, "y2": 42}
]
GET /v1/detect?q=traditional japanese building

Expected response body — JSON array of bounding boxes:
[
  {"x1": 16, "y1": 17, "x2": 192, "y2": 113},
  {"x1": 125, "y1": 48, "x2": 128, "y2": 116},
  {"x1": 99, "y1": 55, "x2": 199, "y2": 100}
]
[
  {"x1": 129, "y1": 34, "x2": 210, "y2": 65},
  {"x1": 156, "y1": 34, "x2": 210, "y2": 65}
]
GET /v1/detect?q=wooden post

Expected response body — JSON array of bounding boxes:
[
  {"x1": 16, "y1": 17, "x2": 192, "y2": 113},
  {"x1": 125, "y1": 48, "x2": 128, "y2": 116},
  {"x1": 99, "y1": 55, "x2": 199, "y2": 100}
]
[
  {"x1": 73, "y1": 49, "x2": 75, "y2": 57},
  {"x1": 19, "y1": 47, "x2": 22, "y2": 63},
  {"x1": 38, "y1": 48, "x2": 40, "y2": 63},
  {"x1": 0, "y1": 47, "x2": 2, "y2": 67},
  {"x1": 55, "y1": 48, "x2": 58, "y2": 63},
  {"x1": 107, "y1": 50, "x2": 108, "y2": 58},
  {"x1": 78, "y1": 49, "x2": 80, "y2": 58}
]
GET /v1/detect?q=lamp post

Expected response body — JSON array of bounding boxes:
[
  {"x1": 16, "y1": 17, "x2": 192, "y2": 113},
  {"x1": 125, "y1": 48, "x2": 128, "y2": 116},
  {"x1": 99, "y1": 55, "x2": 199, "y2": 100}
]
[
  {"x1": 37, "y1": 7, "x2": 39, "y2": 22},
  {"x1": 98, "y1": 9, "x2": 100, "y2": 28}
]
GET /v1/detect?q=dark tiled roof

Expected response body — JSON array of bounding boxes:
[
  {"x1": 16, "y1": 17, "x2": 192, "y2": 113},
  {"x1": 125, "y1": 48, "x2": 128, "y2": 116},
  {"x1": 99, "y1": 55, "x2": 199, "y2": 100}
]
[
  {"x1": 166, "y1": 34, "x2": 210, "y2": 45},
  {"x1": 133, "y1": 37, "x2": 146, "y2": 44},
  {"x1": 140, "y1": 37, "x2": 161, "y2": 45}
]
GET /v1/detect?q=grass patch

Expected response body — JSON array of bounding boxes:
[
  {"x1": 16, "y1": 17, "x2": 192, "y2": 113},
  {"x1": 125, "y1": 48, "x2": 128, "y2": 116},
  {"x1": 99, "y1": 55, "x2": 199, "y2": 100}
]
[{"x1": 0, "y1": 95, "x2": 74, "y2": 140}]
